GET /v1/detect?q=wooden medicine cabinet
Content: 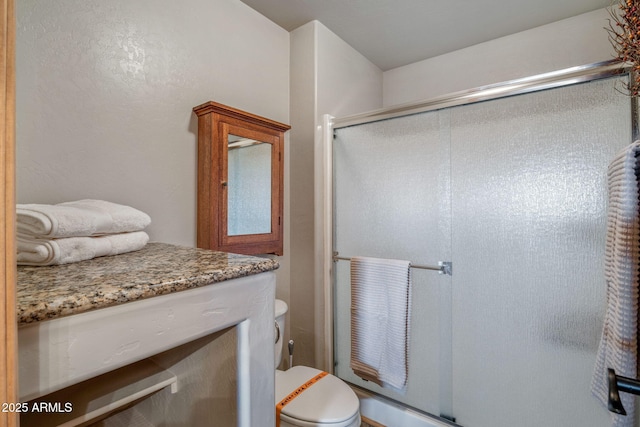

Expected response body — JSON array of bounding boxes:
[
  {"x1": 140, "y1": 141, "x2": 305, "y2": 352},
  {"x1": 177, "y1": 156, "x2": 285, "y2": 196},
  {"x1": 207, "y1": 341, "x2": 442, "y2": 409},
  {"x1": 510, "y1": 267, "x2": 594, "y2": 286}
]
[{"x1": 193, "y1": 101, "x2": 290, "y2": 256}]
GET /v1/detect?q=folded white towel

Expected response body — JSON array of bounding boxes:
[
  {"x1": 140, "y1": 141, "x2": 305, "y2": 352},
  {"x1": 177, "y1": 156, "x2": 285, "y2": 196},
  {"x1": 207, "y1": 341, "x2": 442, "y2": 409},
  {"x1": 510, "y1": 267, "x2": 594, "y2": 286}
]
[
  {"x1": 592, "y1": 141, "x2": 640, "y2": 427},
  {"x1": 350, "y1": 256, "x2": 411, "y2": 393},
  {"x1": 17, "y1": 231, "x2": 149, "y2": 266},
  {"x1": 17, "y1": 200, "x2": 151, "y2": 238}
]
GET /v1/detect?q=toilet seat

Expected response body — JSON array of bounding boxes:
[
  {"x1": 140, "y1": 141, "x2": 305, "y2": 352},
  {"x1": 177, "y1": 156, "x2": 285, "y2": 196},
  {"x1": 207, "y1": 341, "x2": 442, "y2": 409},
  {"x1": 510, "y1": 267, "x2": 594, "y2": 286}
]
[{"x1": 276, "y1": 366, "x2": 360, "y2": 427}]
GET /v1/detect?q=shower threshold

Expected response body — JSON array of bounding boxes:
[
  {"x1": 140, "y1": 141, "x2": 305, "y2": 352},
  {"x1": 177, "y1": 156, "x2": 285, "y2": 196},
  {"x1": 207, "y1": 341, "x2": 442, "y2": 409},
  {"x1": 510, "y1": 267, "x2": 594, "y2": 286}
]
[{"x1": 352, "y1": 385, "x2": 460, "y2": 427}]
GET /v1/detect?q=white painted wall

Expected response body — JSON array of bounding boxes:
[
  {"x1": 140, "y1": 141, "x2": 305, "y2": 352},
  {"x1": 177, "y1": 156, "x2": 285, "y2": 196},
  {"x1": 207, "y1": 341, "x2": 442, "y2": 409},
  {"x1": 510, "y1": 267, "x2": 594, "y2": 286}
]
[
  {"x1": 289, "y1": 20, "x2": 382, "y2": 369},
  {"x1": 383, "y1": 8, "x2": 615, "y2": 107},
  {"x1": 16, "y1": 1, "x2": 289, "y2": 422},
  {"x1": 316, "y1": 24, "x2": 384, "y2": 120},
  {"x1": 16, "y1": 0, "x2": 291, "y2": 335},
  {"x1": 16, "y1": 0, "x2": 289, "y2": 249},
  {"x1": 289, "y1": 22, "x2": 317, "y2": 370}
]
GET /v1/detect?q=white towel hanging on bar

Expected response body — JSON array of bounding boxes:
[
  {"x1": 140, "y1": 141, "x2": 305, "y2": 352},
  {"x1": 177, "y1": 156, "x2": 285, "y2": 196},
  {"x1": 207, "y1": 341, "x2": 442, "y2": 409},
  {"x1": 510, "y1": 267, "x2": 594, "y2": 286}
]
[{"x1": 350, "y1": 256, "x2": 412, "y2": 393}]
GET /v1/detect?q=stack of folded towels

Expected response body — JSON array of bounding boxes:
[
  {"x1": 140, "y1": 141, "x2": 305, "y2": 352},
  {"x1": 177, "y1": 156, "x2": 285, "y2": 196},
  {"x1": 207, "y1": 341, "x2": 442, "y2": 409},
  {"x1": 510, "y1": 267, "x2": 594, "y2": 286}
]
[{"x1": 16, "y1": 199, "x2": 151, "y2": 266}]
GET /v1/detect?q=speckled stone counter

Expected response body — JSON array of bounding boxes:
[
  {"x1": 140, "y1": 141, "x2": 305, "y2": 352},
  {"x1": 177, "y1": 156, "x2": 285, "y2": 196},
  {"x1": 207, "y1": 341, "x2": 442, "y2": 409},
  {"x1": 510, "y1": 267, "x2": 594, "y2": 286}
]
[{"x1": 17, "y1": 242, "x2": 279, "y2": 325}]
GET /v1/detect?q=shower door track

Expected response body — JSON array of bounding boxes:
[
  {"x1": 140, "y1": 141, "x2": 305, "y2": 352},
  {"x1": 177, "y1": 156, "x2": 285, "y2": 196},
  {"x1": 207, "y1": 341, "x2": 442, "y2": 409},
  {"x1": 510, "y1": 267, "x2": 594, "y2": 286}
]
[{"x1": 331, "y1": 60, "x2": 633, "y2": 131}]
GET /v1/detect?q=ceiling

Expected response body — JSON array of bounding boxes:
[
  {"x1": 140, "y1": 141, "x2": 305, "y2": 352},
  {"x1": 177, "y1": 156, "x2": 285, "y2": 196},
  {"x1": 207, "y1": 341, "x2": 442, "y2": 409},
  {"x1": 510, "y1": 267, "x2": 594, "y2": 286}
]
[{"x1": 240, "y1": 0, "x2": 613, "y2": 71}]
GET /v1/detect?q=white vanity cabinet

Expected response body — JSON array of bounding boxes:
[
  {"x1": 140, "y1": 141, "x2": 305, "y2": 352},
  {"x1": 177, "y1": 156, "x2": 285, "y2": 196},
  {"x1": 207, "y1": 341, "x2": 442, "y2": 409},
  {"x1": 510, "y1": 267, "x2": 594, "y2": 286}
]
[{"x1": 17, "y1": 243, "x2": 277, "y2": 427}]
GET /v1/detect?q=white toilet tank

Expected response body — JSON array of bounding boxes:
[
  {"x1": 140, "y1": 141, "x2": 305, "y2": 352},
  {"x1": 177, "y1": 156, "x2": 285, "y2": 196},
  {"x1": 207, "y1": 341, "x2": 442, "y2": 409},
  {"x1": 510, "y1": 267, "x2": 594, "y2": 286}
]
[{"x1": 275, "y1": 299, "x2": 288, "y2": 368}]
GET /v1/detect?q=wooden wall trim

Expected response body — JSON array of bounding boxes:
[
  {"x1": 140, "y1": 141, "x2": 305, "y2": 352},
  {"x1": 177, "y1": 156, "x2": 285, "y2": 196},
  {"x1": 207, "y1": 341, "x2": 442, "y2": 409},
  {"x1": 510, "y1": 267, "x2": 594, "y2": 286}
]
[{"x1": 0, "y1": 0, "x2": 18, "y2": 425}]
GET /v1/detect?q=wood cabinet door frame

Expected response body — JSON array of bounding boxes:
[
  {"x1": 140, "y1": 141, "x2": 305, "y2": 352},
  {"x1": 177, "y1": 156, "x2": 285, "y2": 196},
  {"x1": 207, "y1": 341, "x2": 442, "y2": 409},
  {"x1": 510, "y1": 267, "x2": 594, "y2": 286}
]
[{"x1": 1, "y1": 0, "x2": 18, "y2": 425}]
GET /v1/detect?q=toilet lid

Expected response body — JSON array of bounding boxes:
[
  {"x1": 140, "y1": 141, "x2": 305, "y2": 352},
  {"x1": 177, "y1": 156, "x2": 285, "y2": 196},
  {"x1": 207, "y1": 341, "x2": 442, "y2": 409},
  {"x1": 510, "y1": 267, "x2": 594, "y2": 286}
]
[{"x1": 276, "y1": 366, "x2": 359, "y2": 424}]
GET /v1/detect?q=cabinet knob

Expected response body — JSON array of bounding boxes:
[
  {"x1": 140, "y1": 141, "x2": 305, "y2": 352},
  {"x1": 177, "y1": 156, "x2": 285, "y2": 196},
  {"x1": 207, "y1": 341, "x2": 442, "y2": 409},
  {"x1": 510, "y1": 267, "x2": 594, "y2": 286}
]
[{"x1": 221, "y1": 181, "x2": 228, "y2": 187}]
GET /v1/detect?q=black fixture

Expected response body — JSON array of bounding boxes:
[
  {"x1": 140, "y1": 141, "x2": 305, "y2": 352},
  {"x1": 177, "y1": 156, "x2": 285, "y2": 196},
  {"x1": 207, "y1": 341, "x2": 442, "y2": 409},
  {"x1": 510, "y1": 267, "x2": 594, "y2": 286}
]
[{"x1": 608, "y1": 368, "x2": 640, "y2": 415}]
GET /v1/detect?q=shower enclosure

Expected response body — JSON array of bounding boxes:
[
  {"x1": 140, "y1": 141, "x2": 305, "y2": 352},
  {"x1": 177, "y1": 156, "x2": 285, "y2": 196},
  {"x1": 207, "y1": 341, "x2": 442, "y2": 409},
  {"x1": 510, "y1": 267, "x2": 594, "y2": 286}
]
[{"x1": 326, "y1": 62, "x2": 637, "y2": 426}]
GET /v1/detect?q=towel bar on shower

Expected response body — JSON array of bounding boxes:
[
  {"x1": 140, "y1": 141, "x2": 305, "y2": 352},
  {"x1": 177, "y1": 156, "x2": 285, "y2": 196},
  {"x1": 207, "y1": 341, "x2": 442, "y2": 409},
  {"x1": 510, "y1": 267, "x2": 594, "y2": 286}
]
[
  {"x1": 332, "y1": 252, "x2": 452, "y2": 276},
  {"x1": 607, "y1": 368, "x2": 640, "y2": 415}
]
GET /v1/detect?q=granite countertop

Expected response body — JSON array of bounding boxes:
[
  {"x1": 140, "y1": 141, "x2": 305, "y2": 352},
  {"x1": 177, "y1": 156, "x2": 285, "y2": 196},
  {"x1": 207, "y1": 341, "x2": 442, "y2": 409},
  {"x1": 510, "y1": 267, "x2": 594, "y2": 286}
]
[{"x1": 17, "y1": 242, "x2": 279, "y2": 326}]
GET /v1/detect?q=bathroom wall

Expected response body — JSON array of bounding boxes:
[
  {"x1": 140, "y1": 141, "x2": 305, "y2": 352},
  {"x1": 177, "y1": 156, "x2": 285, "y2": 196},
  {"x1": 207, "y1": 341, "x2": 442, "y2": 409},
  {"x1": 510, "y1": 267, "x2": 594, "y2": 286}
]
[
  {"x1": 383, "y1": 8, "x2": 614, "y2": 106},
  {"x1": 16, "y1": 0, "x2": 291, "y2": 322},
  {"x1": 16, "y1": 0, "x2": 289, "y2": 241},
  {"x1": 16, "y1": 0, "x2": 289, "y2": 424},
  {"x1": 290, "y1": 20, "x2": 383, "y2": 369}
]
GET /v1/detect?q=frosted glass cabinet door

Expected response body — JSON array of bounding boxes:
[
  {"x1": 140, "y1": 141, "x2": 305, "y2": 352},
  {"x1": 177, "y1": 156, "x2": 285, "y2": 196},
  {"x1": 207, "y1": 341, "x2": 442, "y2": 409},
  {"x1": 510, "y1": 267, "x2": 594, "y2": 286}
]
[
  {"x1": 450, "y1": 78, "x2": 631, "y2": 427},
  {"x1": 333, "y1": 111, "x2": 452, "y2": 416}
]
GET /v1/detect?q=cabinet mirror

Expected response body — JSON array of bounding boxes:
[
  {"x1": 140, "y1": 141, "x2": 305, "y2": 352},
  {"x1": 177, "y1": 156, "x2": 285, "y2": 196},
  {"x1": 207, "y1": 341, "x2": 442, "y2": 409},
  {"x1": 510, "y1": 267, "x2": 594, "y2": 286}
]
[{"x1": 193, "y1": 101, "x2": 290, "y2": 255}]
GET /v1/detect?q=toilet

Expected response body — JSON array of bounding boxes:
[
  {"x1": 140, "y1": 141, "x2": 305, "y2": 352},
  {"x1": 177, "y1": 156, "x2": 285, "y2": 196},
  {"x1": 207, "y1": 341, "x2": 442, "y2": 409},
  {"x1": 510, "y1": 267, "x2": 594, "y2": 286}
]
[{"x1": 275, "y1": 299, "x2": 361, "y2": 427}]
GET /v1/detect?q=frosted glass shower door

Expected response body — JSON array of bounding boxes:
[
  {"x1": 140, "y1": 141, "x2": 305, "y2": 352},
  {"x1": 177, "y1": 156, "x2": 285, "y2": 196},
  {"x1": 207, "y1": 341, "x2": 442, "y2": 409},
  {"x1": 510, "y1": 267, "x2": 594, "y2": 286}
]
[
  {"x1": 333, "y1": 73, "x2": 633, "y2": 425},
  {"x1": 450, "y1": 77, "x2": 632, "y2": 427},
  {"x1": 333, "y1": 111, "x2": 452, "y2": 417}
]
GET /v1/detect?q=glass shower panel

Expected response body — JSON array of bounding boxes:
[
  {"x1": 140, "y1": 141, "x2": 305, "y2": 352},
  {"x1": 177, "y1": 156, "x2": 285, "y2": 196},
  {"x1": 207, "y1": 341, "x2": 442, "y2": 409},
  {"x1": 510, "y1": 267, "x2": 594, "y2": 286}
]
[
  {"x1": 450, "y1": 77, "x2": 632, "y2": 427},
  {"x1": 333, "y1": 111, "x2": 452, "y2": 416}
]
